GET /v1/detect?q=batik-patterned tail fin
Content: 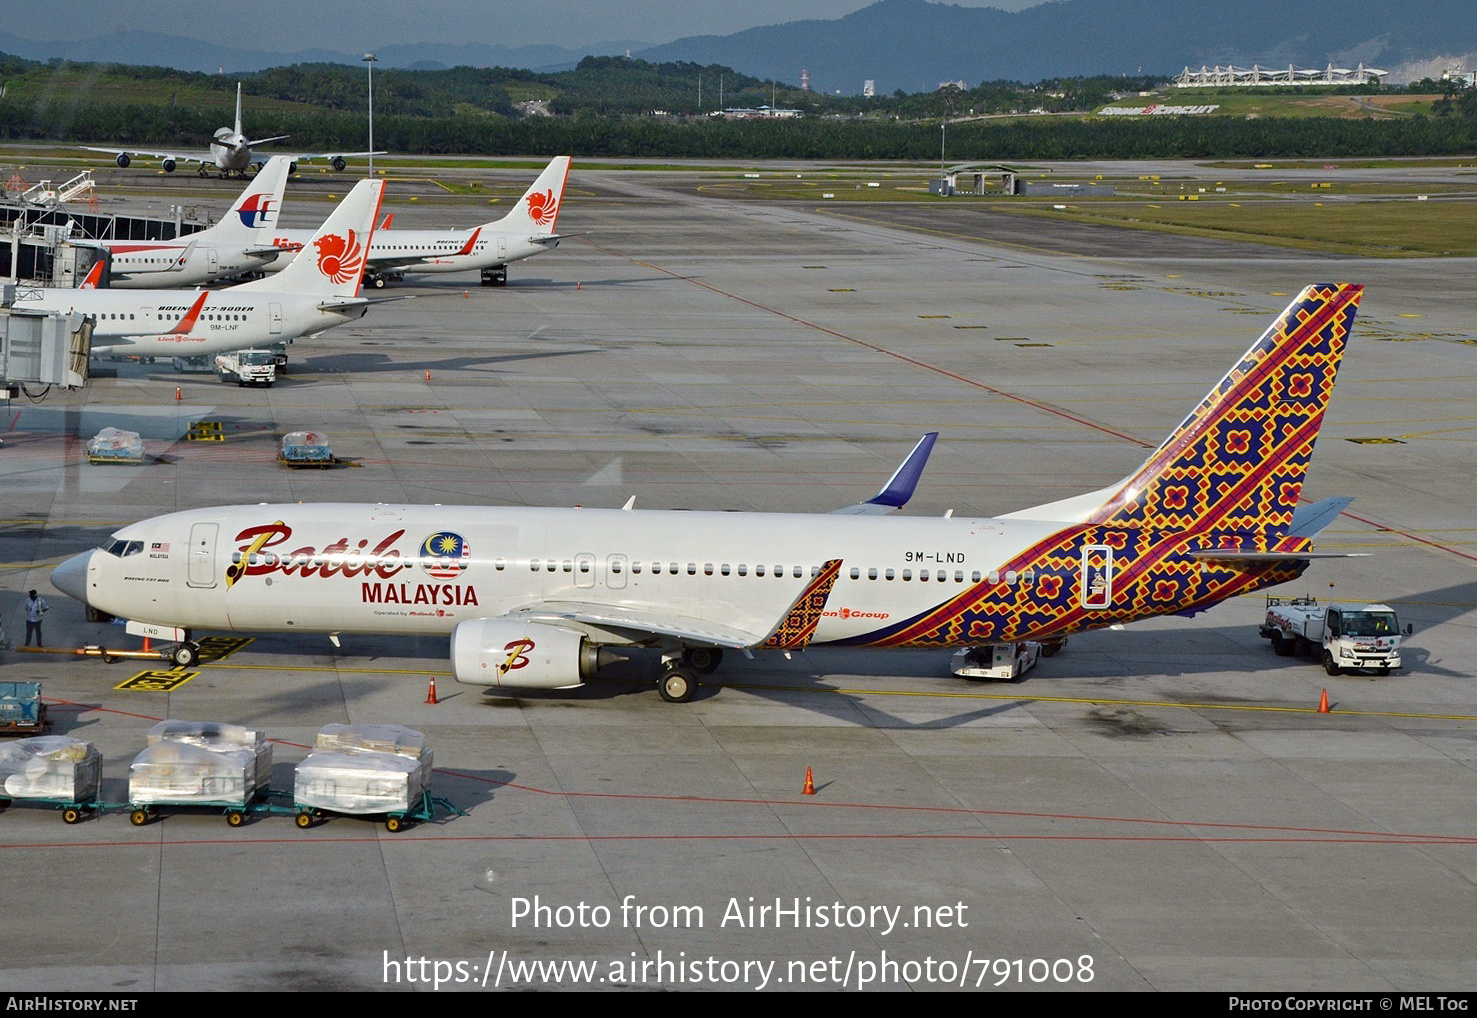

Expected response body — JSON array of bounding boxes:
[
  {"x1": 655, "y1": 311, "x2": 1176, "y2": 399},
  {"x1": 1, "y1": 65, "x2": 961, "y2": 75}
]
[{"x1": 1085, "y1": 284, "x2": 1361, "y2": 547}]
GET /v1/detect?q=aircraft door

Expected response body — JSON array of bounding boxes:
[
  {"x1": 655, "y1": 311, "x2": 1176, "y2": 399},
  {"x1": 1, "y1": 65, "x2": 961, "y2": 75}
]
[
  {"x1": 188, "y1": 522, "x2": 219, "y2": 588},
  {"x1": 497, "y1": 237, "x2": 507, "y2": 260},
  {"x1": 1080, "y1": 545, "x2": 1113, "y2": 610},
  {"x1": 207, "y1": 248, "x2": 219, "y2": 274},
  {"x1": 606, "y1": 554, "x2": 628, "y2": 590},
  {"x1": 574, "y1": 553, "x2": 595, "y2": 589},
  {"x1": 269, "y1": 301, "x2": 283, "y2": 334}
]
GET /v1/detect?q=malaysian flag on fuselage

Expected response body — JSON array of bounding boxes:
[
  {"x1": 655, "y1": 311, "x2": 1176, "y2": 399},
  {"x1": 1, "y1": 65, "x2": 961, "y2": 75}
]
[{"x1": 420, "y1": 532, "x2": 470, "y2": 578}]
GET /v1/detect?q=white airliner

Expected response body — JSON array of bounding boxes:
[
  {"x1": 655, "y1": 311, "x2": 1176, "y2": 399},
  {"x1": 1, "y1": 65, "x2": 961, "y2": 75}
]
[
  {"x1": 262, "y1": 156, "x2": 571, "y2": 287},
  {"x1": 79, "y1": 156, "x2": 291, "y2": 289},
  {"x1": 10, "y1": 179, "x2": 388, "y2": 361},
  {"x1": 84, "y1": 83, "x2": 377, "y2": 178},
  {"x1": 51, "y1": 285, "x2": 1362, "y2": 703}
]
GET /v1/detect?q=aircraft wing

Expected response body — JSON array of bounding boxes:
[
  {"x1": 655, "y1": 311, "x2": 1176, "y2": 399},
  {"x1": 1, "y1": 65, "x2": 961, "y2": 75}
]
[
  {"x1": 508, "y1": 602, "x2": 765, "y2": 649},
  {"x1": 830, "y1": 432, "x2": 938, "y2": 515},
  {"x1": 81, "y1": 146, "x2": 208, "y2": 165},
  {"x1": 291, "y1": 151, "x2": 386, "y2": 163},
  {"x1": 509, "y1": 558, "x2": 845, "y2": 651}
]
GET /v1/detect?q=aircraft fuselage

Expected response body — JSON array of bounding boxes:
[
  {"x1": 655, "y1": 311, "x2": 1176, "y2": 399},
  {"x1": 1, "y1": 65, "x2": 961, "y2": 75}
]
[{"x1": 62, "y1": 503, "x2": 1300, "y2": 647}]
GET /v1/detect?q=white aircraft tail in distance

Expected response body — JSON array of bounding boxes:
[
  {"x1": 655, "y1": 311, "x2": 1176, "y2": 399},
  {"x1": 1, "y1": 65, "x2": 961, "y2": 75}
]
[
  {"x1": 9, "y1": 179, "x2": 388, "y2": 361},
  {"x1": 264, "y1": 156, "x2": 573, "y2": 288},
  {"x1": 80, "y1": 156, "x2": 292, "y2": 289},
  {"x1": 52, "y1": 285, "x2": 1363, "y2": 702}
]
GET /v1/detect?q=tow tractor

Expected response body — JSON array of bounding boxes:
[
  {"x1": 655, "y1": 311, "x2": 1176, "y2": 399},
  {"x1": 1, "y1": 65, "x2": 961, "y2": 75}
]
[
  {"x1": 1259, "y1": 596, "x2": 1406, "y2": 676},
  {"x1": 950, "y1": 639, "x2": 1065, "y2": 682}
]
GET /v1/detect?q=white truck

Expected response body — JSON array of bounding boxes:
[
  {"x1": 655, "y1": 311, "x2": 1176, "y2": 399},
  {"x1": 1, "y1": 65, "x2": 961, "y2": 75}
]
[
  {"x1": 215, "y1": 349, "x2": 277, "y2": 387},
  {"x1": 1259, "y1": 596, "x2": 1405, "y2": 676}
]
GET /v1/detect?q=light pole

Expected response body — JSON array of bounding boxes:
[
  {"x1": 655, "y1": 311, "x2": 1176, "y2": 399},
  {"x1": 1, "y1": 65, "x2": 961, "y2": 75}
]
[{"x1": 362, "y1": 52, "x2": 377, "y2": 177}]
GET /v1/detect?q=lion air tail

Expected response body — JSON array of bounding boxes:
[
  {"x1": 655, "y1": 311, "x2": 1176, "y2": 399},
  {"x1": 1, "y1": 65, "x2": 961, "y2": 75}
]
[
  {"x1": 488, "y1": 156, "x2": 571, "y2": 236},
  {"x1": 235, "y1": 178, "x2": 385, "y2": 299}
]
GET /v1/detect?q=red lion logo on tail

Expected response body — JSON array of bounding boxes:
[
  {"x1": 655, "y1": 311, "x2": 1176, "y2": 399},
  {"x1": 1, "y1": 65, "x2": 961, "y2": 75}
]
[
  {"x1": 525, "y1": 189, "x2": 557, "y2": 227},
  {"x1": 314, "y1": 230, "x2": 366, "y2": 284}
]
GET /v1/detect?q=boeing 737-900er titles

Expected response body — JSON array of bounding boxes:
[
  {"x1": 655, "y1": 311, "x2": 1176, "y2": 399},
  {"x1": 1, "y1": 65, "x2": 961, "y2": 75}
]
[
  {"x1": 261, "y1": 156, "x2": 571, "y2": 288},
  {"x1": 9, "y1": 179, "x2": 389, "y2": 361},
  {"x1": 77, "y1": 156, "x2": 292, "y2": 289},
  {"x1": 84, "y1": 83, "x2": 379, "y2": 178},
  {"x1": 51, "y1": 285, "x2": 1363, "y2": 703}
]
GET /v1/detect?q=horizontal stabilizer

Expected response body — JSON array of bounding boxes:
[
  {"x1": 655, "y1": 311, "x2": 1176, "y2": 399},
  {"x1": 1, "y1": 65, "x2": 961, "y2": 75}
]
[
  {"x1": 1288, "y1": 497, "x2": 1354, "y2": 538},
  {"x1": 1188, "y1": 549, "x2": 1369, "y2": 561},
  {"x1": 832, "y1": 432, "x2": 938, "y2": 515}
]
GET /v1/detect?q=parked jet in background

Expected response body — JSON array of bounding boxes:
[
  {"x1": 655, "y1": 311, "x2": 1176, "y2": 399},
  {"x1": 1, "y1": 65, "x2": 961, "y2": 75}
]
[
  {"x1": 52, "y1": 285, "x2": 1362, "y2": 702},
  {"x1": 84, "y1": 83, "x2": 378, "y2": 178},
  {"x1": 78, "y1": 157, "x2": 291, "y2": 289},
  {"x1": 263, "y1": 156, "x2": 571, "y2": 287},
  {"x1": 11, "y1": 179, "x2": 389, "y2": 360}
]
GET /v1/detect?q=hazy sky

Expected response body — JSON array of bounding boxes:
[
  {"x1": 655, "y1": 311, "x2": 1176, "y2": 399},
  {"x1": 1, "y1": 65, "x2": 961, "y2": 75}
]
[{"x1": 7, "y1": 0, "x2": 1049, "y2": 52}]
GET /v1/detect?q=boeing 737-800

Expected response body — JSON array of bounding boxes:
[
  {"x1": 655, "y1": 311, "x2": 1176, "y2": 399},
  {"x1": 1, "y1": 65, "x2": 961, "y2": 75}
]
[
  {"x1": 10, "y1": 179, "x2": 387, "y2": 361},
  {"x1": 263, "y1": 157, "x2": 571, "y2": 287},
  {"x1": 79, "y1": 156, "x2": 291, "y2": 289},
  {"x1": 52, "y1": 285, "x2": 1362, "y2": 702}
]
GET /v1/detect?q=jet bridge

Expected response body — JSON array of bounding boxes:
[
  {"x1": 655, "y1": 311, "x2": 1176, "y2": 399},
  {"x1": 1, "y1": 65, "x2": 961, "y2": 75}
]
[{"x1": 0, "y1": 290, "x2": 91, "y2": 394}]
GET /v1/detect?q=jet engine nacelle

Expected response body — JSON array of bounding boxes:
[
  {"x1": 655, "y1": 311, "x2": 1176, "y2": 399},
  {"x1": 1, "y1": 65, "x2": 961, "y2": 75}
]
[
  {"x1": 450, "y1": 618, "x2": 600, "y2": 690},
  {"x1": 162, "y1": 159, "x2": 177, "y2": 173},
  {"x1": 330, "y1": 156, "x2": 347, "y2": 172},
  {"x1": 115, "y1": 153, "x2": 131, "y2": 168}
]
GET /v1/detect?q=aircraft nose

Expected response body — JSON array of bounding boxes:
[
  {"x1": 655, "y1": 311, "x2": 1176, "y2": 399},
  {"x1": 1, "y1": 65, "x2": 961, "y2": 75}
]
[{"x1": 51, "y1": 551, "x2": 92, "y2": 602}]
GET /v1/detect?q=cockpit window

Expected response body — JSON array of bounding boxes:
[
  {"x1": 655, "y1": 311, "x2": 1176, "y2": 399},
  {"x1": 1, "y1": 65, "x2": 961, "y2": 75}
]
[{"x1": 104, "y1": 539, "x2": 144, "y2": 557}]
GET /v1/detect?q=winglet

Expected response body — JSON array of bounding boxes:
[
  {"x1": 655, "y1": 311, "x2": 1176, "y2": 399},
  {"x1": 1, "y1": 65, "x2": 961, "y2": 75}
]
[
  {"x1": 831, "y1": 432, "x2": 938, "y2": 515},
  {"x1": 761, "y1": 559, "x2": 844, "y2": 650}
]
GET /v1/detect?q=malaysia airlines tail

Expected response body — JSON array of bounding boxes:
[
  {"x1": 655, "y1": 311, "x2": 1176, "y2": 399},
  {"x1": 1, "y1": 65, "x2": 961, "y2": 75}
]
[
  {"x1": 488, "y1": 156, "x2": 571, "y2": 236},
  {"x1": 234, "y1": 179, "x2": 385, "y2": 299},
  {"x1": 196, "y1": 155, "x2": 291, "y2": 245}
]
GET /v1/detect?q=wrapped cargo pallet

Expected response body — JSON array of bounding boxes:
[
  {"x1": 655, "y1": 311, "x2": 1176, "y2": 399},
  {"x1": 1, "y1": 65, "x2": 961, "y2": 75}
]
[
  {"x1": 0, "y1": 736, "x2": 101, "y2": 801},
  {"x1": 86, "y1": 427, "x2": 144, "y2": 465},
  {"x1": 294, "y1": 750, "x2": 427, "y2": 815},
  {"x1": 315, "y1": 723, "x2": 430, "y2": 762},
  {"x1": 146, "y1": 720, "x2": 272, "y2": 794},
  {"x1": 129, "y1": 742, "x2": 254, "y2": 807}
]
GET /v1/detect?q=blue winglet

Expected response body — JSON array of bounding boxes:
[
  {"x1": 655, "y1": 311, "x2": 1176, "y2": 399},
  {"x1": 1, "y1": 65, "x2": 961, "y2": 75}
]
[{"x1": 833, "y1": 432, "x2": 939, "y2": 515}]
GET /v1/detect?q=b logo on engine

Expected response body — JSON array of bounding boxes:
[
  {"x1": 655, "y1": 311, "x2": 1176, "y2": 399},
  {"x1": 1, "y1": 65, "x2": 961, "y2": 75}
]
[{"x1": 499, "y1": 638, "x2": 535, "y2": 674}]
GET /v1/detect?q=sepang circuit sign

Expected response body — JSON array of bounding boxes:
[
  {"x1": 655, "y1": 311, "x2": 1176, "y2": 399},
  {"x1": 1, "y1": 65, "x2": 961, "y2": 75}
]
[{"x1": 1098, "y1": 104, "x2": 1220, "y2": 116}]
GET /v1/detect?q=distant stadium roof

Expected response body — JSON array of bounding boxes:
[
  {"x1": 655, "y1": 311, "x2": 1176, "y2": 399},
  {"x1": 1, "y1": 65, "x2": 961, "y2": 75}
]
[{"x1": 1173, "y1": 64, "x2": 1387, "y2": 87}]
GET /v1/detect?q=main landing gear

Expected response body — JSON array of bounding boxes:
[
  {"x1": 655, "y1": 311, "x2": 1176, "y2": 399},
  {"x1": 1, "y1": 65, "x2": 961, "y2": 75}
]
[
  {"x1": 656, "y1": 648, "x2": 724, "y2": 703},
  {"x1": 480, "y1": 266, "x2": 507, "y2": 288}
]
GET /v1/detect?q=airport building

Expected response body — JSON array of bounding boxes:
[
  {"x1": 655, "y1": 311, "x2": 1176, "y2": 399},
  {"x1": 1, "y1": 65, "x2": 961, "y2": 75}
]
[{"x1": 1173, "y1": 63, "x2": 1387, "y2": 87}]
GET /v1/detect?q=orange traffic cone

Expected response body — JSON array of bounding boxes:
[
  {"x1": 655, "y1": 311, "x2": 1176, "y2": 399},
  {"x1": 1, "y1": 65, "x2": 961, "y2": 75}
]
[
  {"x1": 175, "y1": 387, "x2": 182, "y2": 401},
  {"x1": 802, "y1": 767, "x2": 815, "y2": 795},
  {"x1": 1317, "y1": 688, "x2": 1330, "y2": 713},
  {"x1": 424, "y1": 369, "x2": 431, "y2": 381},
  {"x1": 425, "y1": 676, "x2": 439, "y2": 705}
]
